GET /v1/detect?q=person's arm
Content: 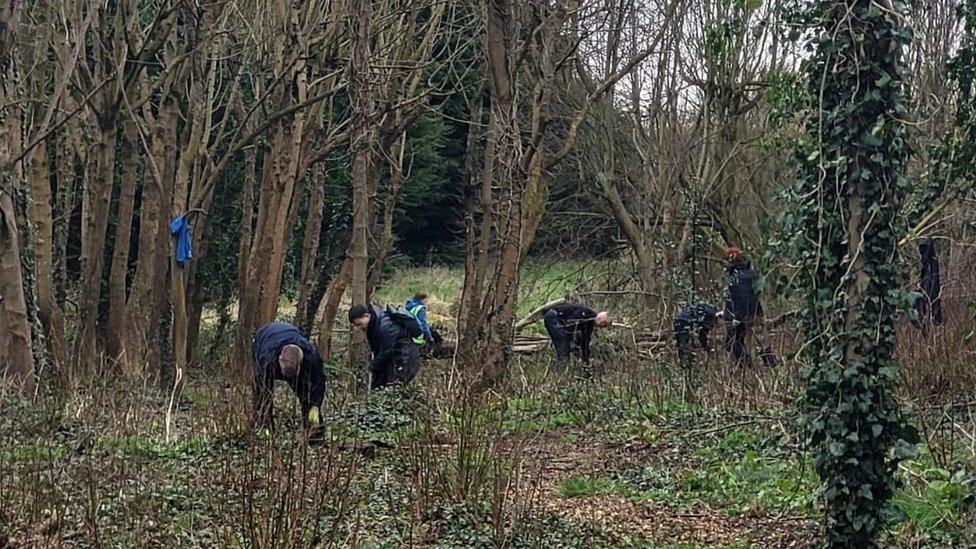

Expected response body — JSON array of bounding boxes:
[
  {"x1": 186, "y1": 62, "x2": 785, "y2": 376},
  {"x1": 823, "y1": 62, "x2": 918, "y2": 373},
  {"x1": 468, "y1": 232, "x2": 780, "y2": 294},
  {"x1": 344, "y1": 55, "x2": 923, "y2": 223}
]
[
  {"x1": 369, "y1": 321, "x2": 397, "y2": 372},
  {"x1": 370, "y1": 341, "x2": 395, "y2": 372},
  {"x1": 418, "y1": 307, "x2": 433, "y2": 341},
  {"x1": 301, "y1": 353, "x2": 326, "y2": 429},
  {"x1": 308, "y1": 352, "x2": 326, "y2": 404},
  {"x1": 579, "y1": 318, "x2": 594, "y2": 362}
]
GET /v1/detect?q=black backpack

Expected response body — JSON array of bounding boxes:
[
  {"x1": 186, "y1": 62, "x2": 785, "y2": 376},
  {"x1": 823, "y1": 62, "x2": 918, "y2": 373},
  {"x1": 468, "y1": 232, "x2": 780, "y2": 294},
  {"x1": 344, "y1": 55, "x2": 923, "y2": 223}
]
[{"x1": 385, "y1": 305, "x2": 424, "y2": 339}]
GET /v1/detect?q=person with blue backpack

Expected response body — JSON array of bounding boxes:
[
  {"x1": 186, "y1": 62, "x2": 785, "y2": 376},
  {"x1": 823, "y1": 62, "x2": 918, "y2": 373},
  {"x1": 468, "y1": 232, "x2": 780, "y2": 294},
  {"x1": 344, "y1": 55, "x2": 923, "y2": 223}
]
[
  {"x1": 404, "y1": 292, "x2": 434, "y2": 345},
  {"x1": 349, "y1": 303, "x2": 424, "y2": 388}
]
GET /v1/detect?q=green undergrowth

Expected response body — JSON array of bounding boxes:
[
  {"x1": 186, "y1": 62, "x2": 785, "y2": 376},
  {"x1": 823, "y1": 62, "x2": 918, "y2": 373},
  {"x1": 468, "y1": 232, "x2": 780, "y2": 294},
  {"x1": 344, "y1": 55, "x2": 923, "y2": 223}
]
[
  {"x1": 884, "y1": 453, "x2": 976, "y2": 546},
  {"x1": 2, "y1": 356, "x2": 974, "y2": 547}
]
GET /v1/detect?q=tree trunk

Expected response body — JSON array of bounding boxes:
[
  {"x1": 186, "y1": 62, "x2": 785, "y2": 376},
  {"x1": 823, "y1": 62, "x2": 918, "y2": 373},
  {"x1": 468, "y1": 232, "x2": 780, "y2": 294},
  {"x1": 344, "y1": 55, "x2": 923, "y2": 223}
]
[
  {"x1": 0, "y1": 88, "x2": 36, "y2": 394},
  {"x1": 151, "y1": 159, "x2": 176, "y2": 384},
  {"x1": 107, "y1": 118, "x2": 139, "y2": 369},
  {"x1": 168, "y1": 92, "x2": 195, "y2": 404},
  {"x1": 231, "y1": 42, "x2": 310, "y2": 380},
  {"x1": 0, "y1": 190, "x2": 35, "y2": 395},
  {"x1": 295, "y1": 163, "x2": 325, "y2": 329},
  {"x1": 77, "y1": 118, "x2": 117, "y2": 368},
  {"x1": 232, "y1": 125, "x2": 288, "y2": 378},
  {"x1": 53, "y1": 106, "x2": 82, "y2": 311},
  {"x1": 456, "y1": 0, "x2": 521, "y2": 387},
  {"x1": 598, "y1": 172, "x2": 658, "y2": 313},
  {"x1": 302, "y1": 258, "x2": 338, "y2": 332},
  {"x1": 366, "y1": 132, "x2": 406, "y2": 299},
  {"x1": 347, "y1": 0, "x2": 375, "y2": 369},
  {"x1": 458, "y1": 94, "x2": 493, "y2": 341},
  {"x1": 129, "y1": 96, "x2": 177, "y2": 380},
  {"x1": 232, "y1": 127, "x2": 281, "y2": 379},
  {"x1": 316, "y1": 255, "x2": 351, "y2": 362},
  {"x1": 0, "y1": 1, "x2": 23, "y2": 59},
  {"x1": 27, "y1": 139, "x2": 67, "y2": 370},
  {"x1": 184, "y1": 217, "x2": 213, "y2": 364},
  {"x1": 236, "y1": 145, "x2": 257, "y2": 301}
]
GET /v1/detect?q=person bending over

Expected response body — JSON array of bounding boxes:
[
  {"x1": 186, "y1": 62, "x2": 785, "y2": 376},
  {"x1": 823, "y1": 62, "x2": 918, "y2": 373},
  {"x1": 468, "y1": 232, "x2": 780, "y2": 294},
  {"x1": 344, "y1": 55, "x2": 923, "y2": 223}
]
[
  {"x1": 674, "y1": 302, "x2": 718, "y2": 369},
  {"x1": 349, "y1": 304, "x2": 421, "y2": 388},
  {"x1": 251, "y1": 321, "x2": 326, "y2": 436},
  {"x1": 542, "y1": 302, "x2": 611, "y2": 364}
]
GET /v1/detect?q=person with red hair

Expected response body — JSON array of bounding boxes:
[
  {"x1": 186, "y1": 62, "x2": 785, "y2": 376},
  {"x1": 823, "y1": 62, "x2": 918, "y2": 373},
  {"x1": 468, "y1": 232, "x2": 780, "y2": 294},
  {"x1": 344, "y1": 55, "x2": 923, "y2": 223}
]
[
  {"x1": 725, "y1": 245, "x2": 743, "y2": 263},
  {"x1": 722, "y1": 246, "x2": 763, "y2": 367}
]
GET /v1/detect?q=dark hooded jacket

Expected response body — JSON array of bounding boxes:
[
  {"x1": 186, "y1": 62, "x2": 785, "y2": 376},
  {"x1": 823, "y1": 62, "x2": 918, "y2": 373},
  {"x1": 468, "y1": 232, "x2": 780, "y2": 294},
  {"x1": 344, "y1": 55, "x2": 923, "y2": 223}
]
[
  {"x1": 724, "y1": 259, "x2": 762, "y2": 322},
  {"x1": 252, "y1": 322, "x2": 326, "y2": 406},
  {"x1": 545, "y1": 303, "x2": 598, "y2": 362},
  {"x1": 919, "y1": 238, "x2": 941, "y2": 301},
  {"x1": 364, "y1": 305, "x2": 409, "y2": 373},
  {"x1": 917, "y1": 237, "x2": 943, "y2": 325},
  {"x1": 675, "y1": 302, "x2": 718, "y2": 347}
]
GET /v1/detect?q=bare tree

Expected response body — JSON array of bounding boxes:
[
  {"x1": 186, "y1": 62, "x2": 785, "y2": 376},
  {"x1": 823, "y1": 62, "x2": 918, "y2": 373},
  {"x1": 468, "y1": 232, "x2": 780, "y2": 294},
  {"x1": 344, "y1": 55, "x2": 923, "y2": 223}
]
[
  {"x1": 0, "y1": 0, "x2": 35, "y2": 394},
  {"x1": 457, "y1": 0, "x2": 674, "y2": 385}
]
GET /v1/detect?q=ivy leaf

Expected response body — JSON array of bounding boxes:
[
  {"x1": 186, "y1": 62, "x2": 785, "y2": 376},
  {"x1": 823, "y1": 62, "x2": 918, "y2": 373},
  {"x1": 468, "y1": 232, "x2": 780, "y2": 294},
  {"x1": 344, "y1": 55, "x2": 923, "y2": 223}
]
[
  {"x1": 752, "y1": 275, "x2": 767, "y2": 294},
  {"x1": 861, "y1": 131, "x2": 883, "y2": 147},
  {"x1": 893, "y1": 440, "x2": 918, "y2": 460},
  {"x1": 828, "y1": 441, "x2": 846, "y2": 457}
]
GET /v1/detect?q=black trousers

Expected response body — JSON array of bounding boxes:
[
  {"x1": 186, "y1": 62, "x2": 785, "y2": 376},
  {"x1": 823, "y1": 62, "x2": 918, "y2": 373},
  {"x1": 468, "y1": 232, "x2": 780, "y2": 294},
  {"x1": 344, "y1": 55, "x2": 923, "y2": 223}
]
[
  {"x1": 675, "y1": 326, "x2": 693, "y2": 369},
  {"x1": 544, "y1": 310, "x2": 571, "y2": 361},
  {"x1": 371, "y1": 340, "x2": 421, "y2": 389},
  {"x1": 725, "y1": 321, "x2": 752, "y2": 368},
  {"x1": 916, "y1": 293, "x2": 944, "y2": 327}
]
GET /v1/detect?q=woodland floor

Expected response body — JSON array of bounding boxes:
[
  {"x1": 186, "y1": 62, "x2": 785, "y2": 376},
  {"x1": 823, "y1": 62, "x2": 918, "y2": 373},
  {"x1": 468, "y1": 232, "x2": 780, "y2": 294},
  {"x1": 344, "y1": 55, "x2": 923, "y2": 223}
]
[
  {"x1": 2, "y1": 264, "x2": 975, "y2": 547},
  {"x1": 1, "y1": 354, "x2": 973, "y2": 548}
]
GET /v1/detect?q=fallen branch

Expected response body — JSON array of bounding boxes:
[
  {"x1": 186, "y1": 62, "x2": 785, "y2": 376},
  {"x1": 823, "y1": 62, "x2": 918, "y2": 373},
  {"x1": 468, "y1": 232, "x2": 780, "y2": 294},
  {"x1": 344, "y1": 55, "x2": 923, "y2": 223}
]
[
  {"x1": 687, "y1": 418, "x2": 763, "y2": 438},
  {"x1": 514, "y1": 298, "x2": 566, "y2": 332}
]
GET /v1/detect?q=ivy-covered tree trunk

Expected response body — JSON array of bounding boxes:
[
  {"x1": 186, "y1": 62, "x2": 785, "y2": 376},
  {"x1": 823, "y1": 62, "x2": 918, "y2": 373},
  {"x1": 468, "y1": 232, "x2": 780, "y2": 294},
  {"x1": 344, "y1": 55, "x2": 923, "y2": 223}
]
[{"x1": 796, "y1": 1, "x2": 917, "y2": 546}]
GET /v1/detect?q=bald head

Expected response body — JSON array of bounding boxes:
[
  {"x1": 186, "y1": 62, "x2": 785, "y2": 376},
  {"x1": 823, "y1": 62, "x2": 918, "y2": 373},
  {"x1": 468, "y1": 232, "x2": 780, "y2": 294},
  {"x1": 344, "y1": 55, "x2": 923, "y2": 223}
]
[
  {"x1": 279, "y1": 344, "x2": 304, "y2": 377},
  {"x1": 594, "y1": 311, "x2": 611, "y2": 328}
]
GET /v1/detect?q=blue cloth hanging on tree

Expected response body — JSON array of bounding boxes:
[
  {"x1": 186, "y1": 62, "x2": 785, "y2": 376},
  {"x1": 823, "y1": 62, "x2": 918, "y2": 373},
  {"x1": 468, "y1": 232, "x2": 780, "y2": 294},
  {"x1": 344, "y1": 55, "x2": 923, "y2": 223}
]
[{"x1": 170, "y1": 216, "x2": 193, "y2": 269}]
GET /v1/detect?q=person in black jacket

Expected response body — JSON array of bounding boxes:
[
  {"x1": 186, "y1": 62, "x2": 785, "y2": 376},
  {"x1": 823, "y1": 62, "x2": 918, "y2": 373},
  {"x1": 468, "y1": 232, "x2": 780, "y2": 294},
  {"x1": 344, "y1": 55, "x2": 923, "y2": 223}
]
[
  {"x1": 674, "y1": 302, "x2": 718, "y2": 369},
  {"x1": 723, "y1": 246, "x2": 763, "y2": 368},
  {"x1": 251, "y1": 322, "x2": 326, "y2": 434},
  {"x1": 349, "y1": 304, "x2": 421, "y2": 388},
  {"x1": 542, "y1": 303, "x2": 611, "y2": 363},
  {"x1": 916, "y1": 237, "x2": 943, "y2": 327}
]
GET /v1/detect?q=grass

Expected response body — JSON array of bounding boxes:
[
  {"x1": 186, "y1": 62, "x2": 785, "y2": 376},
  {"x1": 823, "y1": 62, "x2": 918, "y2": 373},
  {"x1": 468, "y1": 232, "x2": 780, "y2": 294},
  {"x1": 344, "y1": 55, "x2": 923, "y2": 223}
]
[
  {"x1": 556, "y1": 475, "x2": 625, "y2": 498},
  {"x1": 370, "y1": 258, "x2": 642, "y2": 332},
  {"x1": 885, "y1": 455, "x2": 976, "y2": 544},
  {"x1": 372, "y1": 265, "x2": 463, "y2": 319}
]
